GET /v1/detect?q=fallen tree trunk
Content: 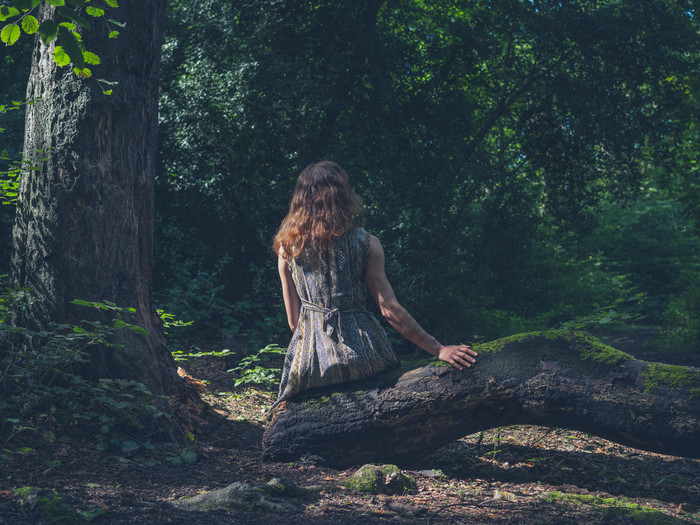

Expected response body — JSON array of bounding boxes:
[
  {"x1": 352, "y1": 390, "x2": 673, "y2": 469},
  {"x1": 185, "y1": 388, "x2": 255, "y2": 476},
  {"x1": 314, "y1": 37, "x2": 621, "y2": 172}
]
[{"x1": 262, "y1": 331, "x2": 700, "y2": 467}]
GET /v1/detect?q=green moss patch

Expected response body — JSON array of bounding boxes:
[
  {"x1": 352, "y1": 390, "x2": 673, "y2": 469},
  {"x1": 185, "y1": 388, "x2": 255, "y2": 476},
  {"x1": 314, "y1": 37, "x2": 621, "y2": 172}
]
[
  {"x1": 542, "y1": 491, "x2": 682, "y2": 524},
  {"x1": 642, "y1": 363, "x2": 700, "y2": 397},
  {"x1": 473, "y1": 331, "x2": 543, "y2": 354},
  {"x1": 573, "y1": 332, "x2": 635, "y2": 366},
  {"x1": 474, "y1": 330, "x2": 633, "y2": 366}
]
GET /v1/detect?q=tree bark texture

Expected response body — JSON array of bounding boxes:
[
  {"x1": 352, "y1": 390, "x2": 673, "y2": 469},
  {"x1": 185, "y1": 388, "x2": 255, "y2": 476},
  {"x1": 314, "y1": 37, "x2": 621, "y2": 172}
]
[
  {"x1": 11, "y1": 1, "x2": 184, "y2": 400},
  {"x1": 262, "y1": 332, "x2": 700, "y2": 467}
]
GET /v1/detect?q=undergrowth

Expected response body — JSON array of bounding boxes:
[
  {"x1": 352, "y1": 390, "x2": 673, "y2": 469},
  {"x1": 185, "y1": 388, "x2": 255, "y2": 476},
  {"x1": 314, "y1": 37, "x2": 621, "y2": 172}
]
[{"x1": 0, "y1": 279, "x2": 176, "y2": 464}]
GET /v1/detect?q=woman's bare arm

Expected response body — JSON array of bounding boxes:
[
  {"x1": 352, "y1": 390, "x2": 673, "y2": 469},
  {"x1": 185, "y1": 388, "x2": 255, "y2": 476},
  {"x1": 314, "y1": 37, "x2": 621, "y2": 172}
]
[
  {"x1": 278, "y1": 254, "x2": 301, "y2": 332},
  {"x1": 365, "y1": 235, "x2": 477, "y2": 370}
]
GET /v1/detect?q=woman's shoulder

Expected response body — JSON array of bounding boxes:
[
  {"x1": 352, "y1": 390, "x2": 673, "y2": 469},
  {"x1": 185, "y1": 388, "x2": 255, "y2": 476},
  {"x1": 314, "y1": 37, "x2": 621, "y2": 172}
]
[{"x1": 347, "y1": 226, "x2": 372, "y2": 244}]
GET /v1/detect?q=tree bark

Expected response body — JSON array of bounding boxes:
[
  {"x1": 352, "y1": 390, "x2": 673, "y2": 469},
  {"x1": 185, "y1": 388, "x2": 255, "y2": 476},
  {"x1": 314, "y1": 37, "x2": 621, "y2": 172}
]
[
  {"x1": 262, "y1": 331, "x2": 700, "y2": 467},
  {"x1": 11, "y1": 2, "x2": 186, "y2": 406}
]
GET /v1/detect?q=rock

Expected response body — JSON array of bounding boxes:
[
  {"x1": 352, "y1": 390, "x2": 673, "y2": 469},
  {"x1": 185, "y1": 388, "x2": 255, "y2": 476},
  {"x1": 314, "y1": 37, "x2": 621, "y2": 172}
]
[
  {"x1": 255, "y1": 477, "x2": 313, "y2": 498},
  {"x1": 418, "y1": 469, "x2": 445, "y2": 478},
  {"x1": 171, "y1": 477, "x2": 316, "y2": 514},
  {"x1": 386, "y1": 499, "x2": 418, "y2": 517},
  {"x1": 173, "y1": 481, "x2": 294, "y2": 513},
  {"x1": 343, "y1": 464, "x2": 416, "y2": 495}
]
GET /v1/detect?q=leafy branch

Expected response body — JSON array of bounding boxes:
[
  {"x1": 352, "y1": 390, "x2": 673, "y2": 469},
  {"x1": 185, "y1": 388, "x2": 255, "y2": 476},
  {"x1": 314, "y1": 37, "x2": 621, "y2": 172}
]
[{"x1": 1, "y1": 0, "x2": 121, "y2": 92}]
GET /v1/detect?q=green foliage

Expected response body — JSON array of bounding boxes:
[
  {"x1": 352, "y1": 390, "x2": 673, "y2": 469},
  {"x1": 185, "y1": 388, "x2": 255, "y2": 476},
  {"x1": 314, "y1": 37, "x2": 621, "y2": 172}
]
[
  {"x1": 582, "y1": 197, "x2": 700, "y2": 322},
  {"x1": 166, "y1": 447, "x2": 197, "y2": 466},
  {"x1": 156, "y1": 0, "x2": 699, "y2": 351},
  {"x1": 170, "y1": 346, "x2": 231, "y2": 363},
  {"x1": 0, "y1": 279, "x2": 171, "y2": 453},
  {"x1": 156, "y1": 309, "x2": 193, "y2": 353},
  {"x1": 1, "y1": 0, "x2": 120, "y2": 90},
  {"x1": 559, "y1": 294, "x2": 645, "y2": 331},
  {"x1": 228, "y1": 344, "x2": 286, "y2": 392}
]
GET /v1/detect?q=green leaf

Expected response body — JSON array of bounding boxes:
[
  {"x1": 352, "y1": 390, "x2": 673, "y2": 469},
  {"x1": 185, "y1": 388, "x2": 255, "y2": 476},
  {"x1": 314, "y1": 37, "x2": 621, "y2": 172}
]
[
  {"x1": 73, "y1": 67, "x2": 92, "y2": 78},
  {"x1": 72, "y1": 326, "x2": 88, "y2": 333},
  {"x1": 121, "y1": 440, "x2": 139, "y2": 452},
  {"x1": 1, "y1": 24, "x2": 21, "y2": 46},
  {"x1": 85, "y1": 6, "x2": 104, "y2": 17},
  {"x1": 180, "y1": 450, "x2": 197, "y2": 464},
  {"x1": 38, "y1": 19, "x2": 58, "y2": 43},
  {"x1": 57, "y1": 26, "x2": 85, "y2": 67},
  {"x1": 57, "y1": 6, "x2": 91, "y2": 30},
  {"x1": 104, "y1": 0, "x2": 119, "y2": 7},
  {"x1": 45, "y1": 0, "x2": 66, "y2": 6},
  {"x1": 79, "y1": 508, "x2": 105, "y2": 522},
  {"x1": 0, "y1": 7, "x2": 20, "y2": 22},
  {"x1": 12, "y1": 0, "x2": 38, "y2": 10},
  {"x1": 53, "y1": 45, "x2": 71, "y2": 67},
  {"x1": 71, "y1": 298, "x2": 93, "y2": 306},
  {"x1": 108, "y1": 30, "x2": 118, "y2": 39},
  {"x1": 83, "y1": 51, "x2": 100, "y2": 65},
  {"x1": 128, "y1": 325, "x2": 150, "y2": 337},
  {"x1": 21, "y1": 15, "x2": 38, "y2": 34}
]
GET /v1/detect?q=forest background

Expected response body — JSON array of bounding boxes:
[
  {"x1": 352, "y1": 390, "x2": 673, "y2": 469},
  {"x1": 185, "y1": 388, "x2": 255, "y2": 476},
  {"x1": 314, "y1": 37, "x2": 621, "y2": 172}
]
[{"x1": 1, "y1": 0, "x2": 698, "y2": 365}]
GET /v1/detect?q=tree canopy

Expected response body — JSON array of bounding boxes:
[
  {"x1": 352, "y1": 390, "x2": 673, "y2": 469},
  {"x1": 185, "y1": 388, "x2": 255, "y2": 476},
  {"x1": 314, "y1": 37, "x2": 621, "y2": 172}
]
[{"x1": 153, "y1": 0, "x2": 699, "y2": 353}]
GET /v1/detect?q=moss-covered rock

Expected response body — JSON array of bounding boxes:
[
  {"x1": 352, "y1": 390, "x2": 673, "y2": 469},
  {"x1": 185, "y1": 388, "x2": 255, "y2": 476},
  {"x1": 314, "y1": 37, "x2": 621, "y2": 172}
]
[
  {"x1": 14, "y1": 487, "x2": 81, "y2": 524},
  {"x1": 343, "y1": 464, "x2": 416, "y2": 495}
]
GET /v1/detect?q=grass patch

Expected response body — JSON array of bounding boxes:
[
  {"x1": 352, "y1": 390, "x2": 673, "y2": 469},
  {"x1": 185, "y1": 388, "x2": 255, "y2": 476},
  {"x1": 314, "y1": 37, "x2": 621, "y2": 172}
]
[{"x1": 542, "y1": 491, "x2": 683, "y2": 524}]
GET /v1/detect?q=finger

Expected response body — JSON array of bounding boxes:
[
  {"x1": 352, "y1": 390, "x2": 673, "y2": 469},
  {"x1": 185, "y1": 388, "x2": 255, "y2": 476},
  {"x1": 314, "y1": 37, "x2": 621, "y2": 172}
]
[
  {"x1": 453, "y1": 355, "x2": 471, "y2": 368},
  {"x1": 459, "y1": 351, "x2": 476, "y2": 363},
  {"x1": 449, "y1": 356, "x2": 464, "y2": 370}
]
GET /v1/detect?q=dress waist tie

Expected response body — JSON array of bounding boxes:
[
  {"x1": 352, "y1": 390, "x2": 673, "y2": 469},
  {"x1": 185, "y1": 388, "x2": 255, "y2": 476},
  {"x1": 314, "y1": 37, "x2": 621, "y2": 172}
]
[{"x1": 300, "y1": 299, "x2": 367, "y2": 344}]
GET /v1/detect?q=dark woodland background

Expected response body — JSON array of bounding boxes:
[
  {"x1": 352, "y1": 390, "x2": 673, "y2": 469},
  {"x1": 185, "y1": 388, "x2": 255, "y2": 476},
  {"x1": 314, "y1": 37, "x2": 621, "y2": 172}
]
[{"x1": 2, "y1": 0, "x2": 698, "y2": 362}]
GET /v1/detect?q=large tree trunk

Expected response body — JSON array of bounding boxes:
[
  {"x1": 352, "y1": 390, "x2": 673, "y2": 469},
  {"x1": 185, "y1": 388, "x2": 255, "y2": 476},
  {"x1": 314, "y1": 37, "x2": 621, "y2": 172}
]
[
  {"x1": 262, "y1": 331, "x2": 700, "y2": 467},
  {"x1": 11, "y1": 1, "x2": 186, "y2": 406}
]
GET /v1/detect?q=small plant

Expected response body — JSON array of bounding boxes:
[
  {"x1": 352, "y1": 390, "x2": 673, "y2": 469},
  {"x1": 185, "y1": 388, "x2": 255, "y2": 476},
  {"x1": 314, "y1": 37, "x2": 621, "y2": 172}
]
[
  {"x1": 559, "y1": 294, "x2": 645, "y2": 331},
  {"x1": 170, "y1": 346, "x2": 232, "y2": 363},
  {"x1": 158, "y1": 309, "x2": 194, "y2": 353},
  {"x1": 484, "y1": 427, "x2": 503, "y2": 460},
  {"x1": 228, "y1": 344, "x2": 287, "y2": 392}
]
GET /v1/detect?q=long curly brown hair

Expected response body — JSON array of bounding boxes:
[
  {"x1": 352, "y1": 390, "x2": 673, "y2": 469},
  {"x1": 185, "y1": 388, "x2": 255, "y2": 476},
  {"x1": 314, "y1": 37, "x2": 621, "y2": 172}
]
[{"x1": 273, "y1": 161, "x2": 364, "y2": 258}]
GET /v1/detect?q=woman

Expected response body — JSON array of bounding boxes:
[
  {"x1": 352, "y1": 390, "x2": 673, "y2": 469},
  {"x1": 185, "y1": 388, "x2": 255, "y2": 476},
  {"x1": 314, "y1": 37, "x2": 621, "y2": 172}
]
[{"x1": 272, "y1": 161, "x2": 477, "y2": 406}]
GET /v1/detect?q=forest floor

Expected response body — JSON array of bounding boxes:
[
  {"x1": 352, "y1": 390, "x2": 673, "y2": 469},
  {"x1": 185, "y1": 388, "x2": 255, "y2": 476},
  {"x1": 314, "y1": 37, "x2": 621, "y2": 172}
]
[{"x1": 2, "y1": 344, "x2": 700, "y2": 525}]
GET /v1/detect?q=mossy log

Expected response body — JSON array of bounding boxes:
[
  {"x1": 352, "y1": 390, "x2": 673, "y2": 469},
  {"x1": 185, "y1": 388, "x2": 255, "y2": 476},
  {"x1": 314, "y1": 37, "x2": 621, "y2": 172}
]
[{"x1": 262, "y1": 331, "x2": 700, "y2": 467}]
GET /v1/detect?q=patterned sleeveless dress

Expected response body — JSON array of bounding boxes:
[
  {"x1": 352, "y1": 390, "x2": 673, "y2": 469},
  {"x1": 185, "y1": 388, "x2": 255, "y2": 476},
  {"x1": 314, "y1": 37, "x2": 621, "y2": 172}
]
[{"x1": 275, "y1": 227, "x2": 400, "y2": 405}]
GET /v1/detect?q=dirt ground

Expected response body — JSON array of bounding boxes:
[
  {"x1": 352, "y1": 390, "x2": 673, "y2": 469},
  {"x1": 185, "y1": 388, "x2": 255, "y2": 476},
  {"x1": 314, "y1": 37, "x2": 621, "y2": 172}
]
[{"x1": 1, "y1": 354, "x2": 699, "y2": 524}]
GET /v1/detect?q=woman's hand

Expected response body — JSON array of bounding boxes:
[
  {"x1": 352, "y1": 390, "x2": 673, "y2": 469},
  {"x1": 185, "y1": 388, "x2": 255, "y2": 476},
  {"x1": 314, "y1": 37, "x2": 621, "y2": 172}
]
[{"x1": 437, "y1": 344, "x2": 478, "y2": 371}]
